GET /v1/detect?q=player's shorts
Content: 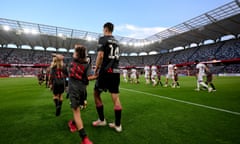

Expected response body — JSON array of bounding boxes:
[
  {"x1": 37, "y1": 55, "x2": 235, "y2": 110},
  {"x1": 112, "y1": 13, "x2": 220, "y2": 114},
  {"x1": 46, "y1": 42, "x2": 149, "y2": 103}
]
[
  {"x1": 197, "y1": 73, "x2": 204, "y2": 82},
  {"x1": 166, "y1": 73, "x2": 174, "y2": 79},
  {"x1": 151, "y1": 73, "x2": 157, "y2": 79},
  {"x1": 53, "y1": 82, "x2": 65, "y2": 95},
  {"x1": 95, "y1": 73, "x2": 120, "y2": 93},
  {"x1": 206, "y1": 74, "x2": 212, "y2": 82},
  {"x1": 131, "y1": 74, "x2": 137, "y2": 79},
  {"x1": 145, "y1": 73, "x2": 150, "y2": 79},
  {"x1": 174, "y1": 74, "x2": 178, "y2": 81},
  {"x1": 69, "y1": 79, "x2": 87, "y2": 109}
]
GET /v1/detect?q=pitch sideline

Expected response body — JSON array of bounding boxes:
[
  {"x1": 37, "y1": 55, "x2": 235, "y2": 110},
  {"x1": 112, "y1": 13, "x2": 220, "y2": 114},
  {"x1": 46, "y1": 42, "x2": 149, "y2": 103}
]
[{"x1": 120, "y1": 87, "x2": 240, "y2": 116}]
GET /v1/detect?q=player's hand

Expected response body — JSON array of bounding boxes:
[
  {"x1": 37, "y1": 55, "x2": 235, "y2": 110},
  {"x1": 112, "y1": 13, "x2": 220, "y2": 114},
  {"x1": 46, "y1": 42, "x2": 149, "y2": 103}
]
[
  {"x1": 94, "y1": 68, "x2": 99, "y2": 76},
  {"x1": 88, "y1": 74, "x2": 98, "y2": 80}
]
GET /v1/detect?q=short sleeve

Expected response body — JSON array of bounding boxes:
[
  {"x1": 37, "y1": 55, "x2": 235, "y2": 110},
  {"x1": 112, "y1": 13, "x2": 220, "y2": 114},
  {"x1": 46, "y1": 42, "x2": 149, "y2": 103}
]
[{"x1": 97, "y1": 37, "x2": 105, "y2": 52}]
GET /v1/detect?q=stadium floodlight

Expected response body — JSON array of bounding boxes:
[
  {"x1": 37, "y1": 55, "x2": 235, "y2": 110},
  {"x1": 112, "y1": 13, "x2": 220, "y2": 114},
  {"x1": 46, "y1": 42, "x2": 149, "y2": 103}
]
[
  {"x1": 86, "y1": 36, "x2": 96, "y2": 41},
  {"x1": 31, "y1": 29, "x2": 39, "y2": 35},
  {"x1": 133, "y1": 43, "x2": 138, "y2": 47},
  {"x1": 121, "y1": 53, "x2": 128, "y2": 56},
  {"x1": 58, "y1": 33, "x2": 63, "y2": 37},
  {"x1": 139, "y1": 52, "x2": 148, "y2": 56},
  {"x1": 143, "y1": 41, "x2": 150, "y2": 45},
  {"x1": 69, "y1": 49, "x2": 74, "y2": 53},
  {"x1": 3, "y1": 25, "x2": 10, "y2": 31},
  {"x1": 149, "y1": 51, "x2": 158, "y2": 55},
  {"x1": 23, "y1": 28, "x2": 30, "y2": 34},
  {"x1": 121, "y1": 41, "x2": 127, "y2": 45},
  {"x1": 139, "y1": 42, "x2": 144, "y2": 47},
  {"x1": 129, "y1": 52, "x2": 138, "y2": 56},
  {"x1": 88, "y1": 50, "x2": 96, "y2": 54},
  {"x1": 128, "y1": 42, "x2": 133, "y2": 46}
]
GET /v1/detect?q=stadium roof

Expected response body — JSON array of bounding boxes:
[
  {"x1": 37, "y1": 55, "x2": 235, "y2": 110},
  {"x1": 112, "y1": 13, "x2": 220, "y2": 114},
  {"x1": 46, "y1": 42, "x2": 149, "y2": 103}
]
[{"x1": 0, "y1": 0, "x2": 240, "y2": 54}]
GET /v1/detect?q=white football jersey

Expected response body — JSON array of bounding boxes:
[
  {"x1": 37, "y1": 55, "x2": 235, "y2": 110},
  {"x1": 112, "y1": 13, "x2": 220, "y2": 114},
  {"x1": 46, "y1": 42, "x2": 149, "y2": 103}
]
[
  {"x1": 131, "y1": 69, "x2": 137, "y2": 74},
  {"x1": 144, "y1": 66, "x2": 150, "y2": 72},
  {"x1": 151, "y1": 65, "x2": 157, "y2": 72},
  {"x1": 123, "y1": 69, "x2": 128, "y2": 75},
  {"x1": 196, "y1": 63, "x2": 206, "y2": 74},
  {"x1": 168, "y1": 64, "x2": 174, "y2": 74}
]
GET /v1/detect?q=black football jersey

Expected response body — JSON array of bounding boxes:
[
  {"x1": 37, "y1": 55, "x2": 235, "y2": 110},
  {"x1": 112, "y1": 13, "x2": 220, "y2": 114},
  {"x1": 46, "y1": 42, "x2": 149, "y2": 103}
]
[{"x1": 97, "y1": 36, "x2": 120, "y2": 71}]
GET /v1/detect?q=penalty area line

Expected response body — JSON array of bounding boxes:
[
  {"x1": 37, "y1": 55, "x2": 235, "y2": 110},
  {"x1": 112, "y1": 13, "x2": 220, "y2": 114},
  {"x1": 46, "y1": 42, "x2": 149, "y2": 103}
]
[{"x1": 120, "y1": 87, "x2": 240, "y2": 116}]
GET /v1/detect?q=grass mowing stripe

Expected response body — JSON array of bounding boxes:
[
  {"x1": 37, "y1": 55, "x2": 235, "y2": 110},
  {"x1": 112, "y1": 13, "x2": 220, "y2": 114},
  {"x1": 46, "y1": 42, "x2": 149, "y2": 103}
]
[{"x1": 120, "y1": 87, "x2": 240, "y2": 116}]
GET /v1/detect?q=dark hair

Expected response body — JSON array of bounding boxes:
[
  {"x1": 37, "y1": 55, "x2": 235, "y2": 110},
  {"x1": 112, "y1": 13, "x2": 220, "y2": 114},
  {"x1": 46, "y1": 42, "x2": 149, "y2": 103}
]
[
  {"x1": 104, "y1": 22, "x2": 114, "y2": 32},
  {"x1": 75, "y1": 45, "x2": 87, "y2": 63},
  {"x1": 195, "y1": 60, "x2": 199, "y2": 64}
]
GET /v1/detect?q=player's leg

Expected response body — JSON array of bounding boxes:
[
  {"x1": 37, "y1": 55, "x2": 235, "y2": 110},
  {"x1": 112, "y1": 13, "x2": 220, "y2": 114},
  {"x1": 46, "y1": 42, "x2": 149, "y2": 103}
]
[
  {"x1": 80, "y1": 90, "x2": 87, "y2": 110},
  {"x1": 92, "y1": 89, "x2": 107, "y2": 126},
  {"x1": 145, "y1": 74, "x2": 150, "y2": 84},
  {"x1": 199, "y1": 74, "x2": 212, "y2": 92},
  {"x1": 109, "y1": 93, "x2": 122, "y2": 132},
  {"x1": 123, "y1": 74, "x2": 127, "y2": 82},
  {"x1": 69, "y1": 91, "x2": 92, "y2": 144},
  {"x1": 56, "y1": 83, "x2": 65, "y2": 116},
  {"x1": 171, "y1": 76, "x2": 176, "y2": 88},
  {"x1": 52, "y1": 84, "x2": 61, "y2": 116},
  {"x1": 195, "y1": 74, "x2": 200, "y2": 91},
  {"x1": 208, "y1": 75, "x2": 216, "y2": 91},
  {"x1": 165, "y1": 75, "x2": 169, "y2": 87},
  {"x1": 73, "y1": 108, "x2": 92, "y2": 144},
  {"x1": 151, "y1": 75, "x2": 157, "y2": 86},
  {"x1": 108, "y1": 73, "x2": 122, "y2": 132},
  {"x1": 56, "y1": 94, "x2": 63, "y2": 116}
]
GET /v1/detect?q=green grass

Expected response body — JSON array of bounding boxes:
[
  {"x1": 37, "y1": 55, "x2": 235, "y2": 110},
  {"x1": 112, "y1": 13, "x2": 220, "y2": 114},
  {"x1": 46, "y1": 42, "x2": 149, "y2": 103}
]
[{"x1": 0, "y1": 76, "x2": 240, "y2": 144}]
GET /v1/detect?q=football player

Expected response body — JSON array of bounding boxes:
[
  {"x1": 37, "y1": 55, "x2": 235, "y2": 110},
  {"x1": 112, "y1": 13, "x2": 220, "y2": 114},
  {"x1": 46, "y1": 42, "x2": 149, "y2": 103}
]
[
  {"x1": 195, "y1": 60, "x2": 212, "y2": 92},
  {"x1": 92, "y1": 22, "x2": 122, "y2": 133},
  {"x1": 165, "y1": 61, "x2": 175, "y2": 87}
]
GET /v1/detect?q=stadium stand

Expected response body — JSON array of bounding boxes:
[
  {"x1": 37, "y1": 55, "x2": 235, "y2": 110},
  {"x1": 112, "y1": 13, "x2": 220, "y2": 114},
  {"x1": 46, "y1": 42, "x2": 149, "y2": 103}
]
[
  {"x1": 0, "y1": 1, "x2": 240, "y2": 77},
  {"x1": 0, "y1": 38, "x2": 239, "y2": 77}
]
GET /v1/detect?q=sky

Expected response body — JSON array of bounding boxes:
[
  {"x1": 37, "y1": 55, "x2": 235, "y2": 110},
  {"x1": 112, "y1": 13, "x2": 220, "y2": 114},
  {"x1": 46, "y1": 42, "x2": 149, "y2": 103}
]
[{"x1": 0, "y1": 0, "x2": 233, "y2": 39}]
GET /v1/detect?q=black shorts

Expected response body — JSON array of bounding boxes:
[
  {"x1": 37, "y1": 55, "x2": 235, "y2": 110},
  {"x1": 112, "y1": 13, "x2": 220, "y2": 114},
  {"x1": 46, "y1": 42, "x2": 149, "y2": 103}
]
[
  {"x1": 53, "y1": 83, "x2": 65, "y2": 95},
  {"x1": 206, "y1": 74, "x2": 212, "y2": 82},
  {"x1": 95, "y1": 73, "x2": 120, "y2": 93},
  {"x1": 69, "y1": 79, "x2": 87, "y2": 109}
]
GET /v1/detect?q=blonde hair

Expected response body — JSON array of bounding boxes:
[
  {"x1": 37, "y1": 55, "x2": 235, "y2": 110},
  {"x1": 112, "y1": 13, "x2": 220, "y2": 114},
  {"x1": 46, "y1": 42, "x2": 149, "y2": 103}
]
[{"x1": 50, "y1": 56, "x2": 63, "y2": 69}]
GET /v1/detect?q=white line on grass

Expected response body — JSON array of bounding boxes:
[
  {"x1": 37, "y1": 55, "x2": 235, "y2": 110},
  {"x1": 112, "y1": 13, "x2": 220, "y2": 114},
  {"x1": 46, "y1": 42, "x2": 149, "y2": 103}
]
[{"x1": 120, "y1": 88, "x2": 240, "y2": 116}]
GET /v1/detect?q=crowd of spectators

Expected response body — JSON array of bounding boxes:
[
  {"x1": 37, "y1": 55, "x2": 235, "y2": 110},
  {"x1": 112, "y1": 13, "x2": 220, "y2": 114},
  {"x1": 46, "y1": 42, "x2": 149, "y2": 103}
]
[{"x1": 0, "y1": 39, "x2": 239, "y2": 76}]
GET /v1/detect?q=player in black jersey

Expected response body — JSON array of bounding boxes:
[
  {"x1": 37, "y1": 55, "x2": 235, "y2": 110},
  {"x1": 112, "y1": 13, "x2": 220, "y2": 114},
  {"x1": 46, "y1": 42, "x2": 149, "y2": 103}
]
[
  {"x1": 92, "y1": 22, "x2": 122, "y2": 132},
  {"x1": 67, "y1": 45, "x2": 95, "y2": 144},
  {"x1": 49, "y1": 55, "x2": 68, "y2": 116}
]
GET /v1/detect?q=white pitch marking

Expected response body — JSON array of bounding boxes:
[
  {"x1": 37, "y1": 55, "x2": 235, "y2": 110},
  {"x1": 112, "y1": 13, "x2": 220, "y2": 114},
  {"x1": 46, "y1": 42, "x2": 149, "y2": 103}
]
[{"x1": 120, "y1": 87, "x2": 240, "y2": 116}]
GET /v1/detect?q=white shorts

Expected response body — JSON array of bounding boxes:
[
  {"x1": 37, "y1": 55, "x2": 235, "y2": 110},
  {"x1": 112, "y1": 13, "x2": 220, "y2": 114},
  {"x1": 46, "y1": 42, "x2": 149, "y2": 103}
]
[
  {"x1": 131, "y1": 74, "x2": 136, "y2": 79},
  {"x1": 197, "y1": 73, "x2": 205, "y2": 82},
  {"x1": 145, "y1": 73, "x2": 150, "y2": 79},
  {"x1": 166, "y1": 73, "x2": 174, "y2": 79}
]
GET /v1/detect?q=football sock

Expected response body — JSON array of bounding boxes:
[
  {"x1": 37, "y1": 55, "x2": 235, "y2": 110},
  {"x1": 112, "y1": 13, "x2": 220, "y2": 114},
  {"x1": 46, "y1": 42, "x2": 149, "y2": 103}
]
[
  {"x1": 114, "y1": 109, "x2": 122, "y2": 126},
  {"x1": 176, "y1": 82, "x2": 180, "y2": 86},
  {"x1": 197, "y1": 82, "x2": 200, "y2": 89},
  {"x1": 54, "y1": 99, "x2": 59, "y2": 107},
  {"x1": 159, "y1": 81, "x2": 163, "y2": 86},
  {"x1": 79, "y1": 128, "x2": 87, "y2": 139},
  {"x1": 210, "y1": 83, "x2": 216, "y2": 90},
  {"x1": 96, "y1": 105, "x2": 104, "y2": 121},
  {"x1": 59, "y1": 100, "x2": 62, "y2": 108}
]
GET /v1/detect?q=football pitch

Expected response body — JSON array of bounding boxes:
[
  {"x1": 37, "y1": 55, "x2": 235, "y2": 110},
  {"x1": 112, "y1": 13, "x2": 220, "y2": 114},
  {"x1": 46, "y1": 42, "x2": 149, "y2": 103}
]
[{"x1": 0, "y1": 76, "x2": 240, "y2": 144}]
